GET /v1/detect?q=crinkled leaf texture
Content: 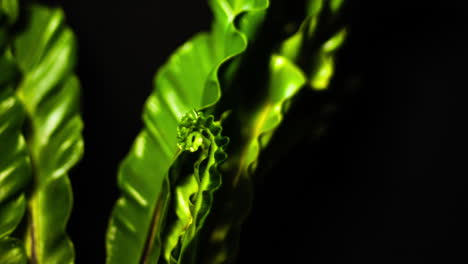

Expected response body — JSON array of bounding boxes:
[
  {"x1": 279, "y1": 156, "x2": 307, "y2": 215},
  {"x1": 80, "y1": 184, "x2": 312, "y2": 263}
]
[
  {"x1": 231, "y1": 0, "x2": 347, "y2": 179},
  {"x1": 105, "y1": 0, "x2": 268, "y2": 263},
  {"x1": 0, "y1": 2, "x2": 30, "y2": 262},
  {"x1": 281, "y1": 0, "x2": 346, "y2": 90},
  {"x1": 200, "y1": 54, "x2": 307, "y2": 264},
  {"x1": 200, "y1": 1, "x2": 347, "y2": 262},
  {"x1": 12, "y1": 4, "x2": 83, "y2": 264},
  {"x1": 0, "y1": 49, "x2": 30, "y2": 264},
  {"x1": 160, "y1": 111, "x2": 228, "y2": 264}
]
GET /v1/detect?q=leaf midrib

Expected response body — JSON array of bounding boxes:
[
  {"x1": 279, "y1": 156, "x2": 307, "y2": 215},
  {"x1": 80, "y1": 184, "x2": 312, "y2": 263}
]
[
  {"x1": 232, "y1": 102, "x2": 272, "y2": 187},
  {"x1": 28, "y1": 198, "x2": 39, "y2": 264},
  {"x1": 140, "y1": 193, "x2": 165, "y2": 264}
]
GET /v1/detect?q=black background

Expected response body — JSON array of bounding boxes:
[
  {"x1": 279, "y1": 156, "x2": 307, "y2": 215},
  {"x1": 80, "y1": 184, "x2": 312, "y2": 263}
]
[{"x1": 35, "y1": 1, "x2": 468, "y2": 263}]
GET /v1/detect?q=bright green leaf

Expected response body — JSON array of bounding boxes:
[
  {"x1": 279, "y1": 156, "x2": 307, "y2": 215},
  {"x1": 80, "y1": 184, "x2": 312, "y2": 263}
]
[
  {"x1": 160, "y1": 111, "x2": 228, "y2": 264},
  {"x1": 106, "y1": 0, "x2": 268, "y2": 263},
  {"x1": 0, "y1": 48, "x2": 30, "y2": 263},
  {"x1": 201, "y1": 54, "x2": 306, "y2": 264},
  {"x1": 280, "y1": 1, "x2": 347, "y2": 90},
  {"x1": 199, "y1": 2, "x2": 347, "y2": 261},
  {"x1": 12, "y1": 5, "x2": 83, "y2": 264}
]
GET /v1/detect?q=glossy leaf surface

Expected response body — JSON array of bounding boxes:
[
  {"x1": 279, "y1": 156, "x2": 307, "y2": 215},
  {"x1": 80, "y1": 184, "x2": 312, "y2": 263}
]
[
  {"x1": 281, "y1": 0, "x2": 347, "y2": 90},
  {"x1": 0, "y1": 50, "x2": 30, "y2": 264},
  {"x1": 0, "y1": 2, "x2": 30, "y2": 262},
  {"x1": 13, "y1": 5, "x2": 83, "y2": 264},
  {"x1": 106, "y1": 0, "x2": 268, "y2": 263},
  {"x1": 201, "y1": 54, "x2": 306, "y2": 264},
  {"x1": 201, "y1": 1, "x2": 347, "y2": 262},
  {"x1": 160, "y1": 111, "x2": 228, "y2": 264}
]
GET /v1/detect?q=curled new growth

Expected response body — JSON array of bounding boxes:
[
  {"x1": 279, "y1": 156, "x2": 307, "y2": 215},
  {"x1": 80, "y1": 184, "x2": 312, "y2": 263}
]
[{"x1": 177, "y1": 110, "x2": 228, "y2": 155}]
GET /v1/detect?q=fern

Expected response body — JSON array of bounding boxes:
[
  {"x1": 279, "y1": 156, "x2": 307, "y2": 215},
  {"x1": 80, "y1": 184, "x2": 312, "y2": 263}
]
[
  {"x1": 107, "y1": 0, "x2": 346, "y2": 263},
  {"x1": 0, "y1": 0, "x2": 347, "y2": 263},
  {"x1": 0, "y1": 2, "x2": 82, "y2": 263},
  {"x1": 0, "y1": 3, "x2": 31, "y2": 262}
]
